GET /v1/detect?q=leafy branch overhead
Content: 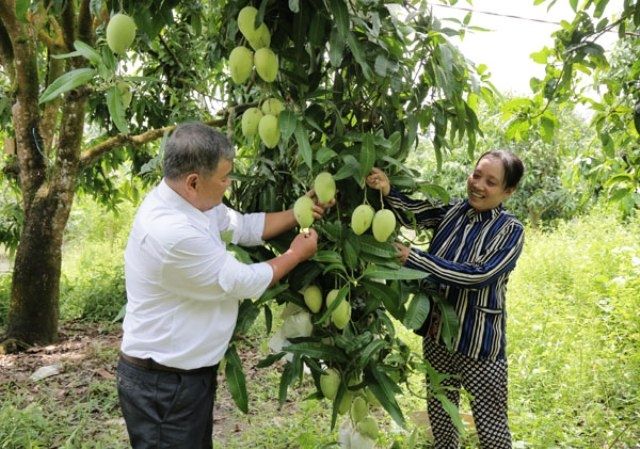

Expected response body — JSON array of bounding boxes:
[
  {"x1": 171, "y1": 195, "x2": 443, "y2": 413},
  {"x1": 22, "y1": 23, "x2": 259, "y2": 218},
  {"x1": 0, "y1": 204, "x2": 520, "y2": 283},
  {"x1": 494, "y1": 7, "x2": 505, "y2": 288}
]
[{"x1": 507, "y1": 0, "x2": 640, "y2": 213}]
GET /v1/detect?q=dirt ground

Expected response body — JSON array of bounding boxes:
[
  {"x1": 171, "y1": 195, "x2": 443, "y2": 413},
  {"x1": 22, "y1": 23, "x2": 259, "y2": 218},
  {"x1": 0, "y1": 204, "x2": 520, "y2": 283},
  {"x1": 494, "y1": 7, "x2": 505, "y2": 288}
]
[{"x1": 0, "y1": 321, "x2": 256, "y2": 445}]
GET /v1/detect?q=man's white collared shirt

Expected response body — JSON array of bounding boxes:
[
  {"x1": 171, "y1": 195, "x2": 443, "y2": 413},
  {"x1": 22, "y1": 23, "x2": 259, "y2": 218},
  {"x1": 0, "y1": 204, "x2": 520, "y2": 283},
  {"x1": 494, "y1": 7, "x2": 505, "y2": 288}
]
[{"x1": 121, "y1": 180, "x2": 273, "y2": 369}]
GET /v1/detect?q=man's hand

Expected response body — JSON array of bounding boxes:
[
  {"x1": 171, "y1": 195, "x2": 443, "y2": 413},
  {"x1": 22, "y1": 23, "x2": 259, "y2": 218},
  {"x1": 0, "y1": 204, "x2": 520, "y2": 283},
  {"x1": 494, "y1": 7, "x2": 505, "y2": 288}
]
[
  {"x1": 290, "y1": 228, "x2": 318, "y2": 261},
  {"x1": 267, "y1": 229, "x2": 318, "y2": 286},
  {"x1": 366, "y1": 168, "x2": 391, "y2": 196},
  {"x1": 306, "y1": 189, "x2": 336, "y2": 220}
]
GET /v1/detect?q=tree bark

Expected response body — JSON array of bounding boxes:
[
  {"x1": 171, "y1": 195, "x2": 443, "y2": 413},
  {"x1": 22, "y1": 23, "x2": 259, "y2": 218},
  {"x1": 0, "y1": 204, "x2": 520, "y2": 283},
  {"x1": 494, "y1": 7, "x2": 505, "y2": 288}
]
[{"x1": 7, "y1": 194, "x2": 64, "y2": 345}]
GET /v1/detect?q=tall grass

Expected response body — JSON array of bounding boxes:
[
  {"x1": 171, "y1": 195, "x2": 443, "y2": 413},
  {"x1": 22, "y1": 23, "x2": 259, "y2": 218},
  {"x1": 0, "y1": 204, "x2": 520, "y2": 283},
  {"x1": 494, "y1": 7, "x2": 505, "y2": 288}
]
[
  {"x1": 59, "y1": 195, "x2": 136, "y2": 322},
  {"x1": 507, "y1": 207, "x2": 640, "y2": 448}
]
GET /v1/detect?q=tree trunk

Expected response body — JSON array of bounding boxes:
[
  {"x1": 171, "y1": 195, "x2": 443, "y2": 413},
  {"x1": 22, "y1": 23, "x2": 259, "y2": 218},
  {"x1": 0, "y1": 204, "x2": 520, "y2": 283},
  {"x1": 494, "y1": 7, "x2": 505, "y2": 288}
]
[{"x1": 6, "y1": 192, "x2": 71, "y2": 345}]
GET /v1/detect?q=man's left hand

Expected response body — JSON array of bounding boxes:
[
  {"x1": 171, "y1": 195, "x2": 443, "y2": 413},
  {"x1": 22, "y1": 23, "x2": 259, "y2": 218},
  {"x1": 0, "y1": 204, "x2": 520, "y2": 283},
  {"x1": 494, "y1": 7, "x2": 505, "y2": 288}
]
[{"x1": 307, "y1": 189, "x2": 336, "y2": 219}]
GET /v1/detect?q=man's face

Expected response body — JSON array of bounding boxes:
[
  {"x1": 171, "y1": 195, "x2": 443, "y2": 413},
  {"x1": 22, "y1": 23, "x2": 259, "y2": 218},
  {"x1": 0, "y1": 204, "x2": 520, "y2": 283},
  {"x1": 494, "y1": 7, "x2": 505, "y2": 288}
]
[
  {"x1": 466, "y1": 156, "x2": 514, "y2": 212},
  {"x1": 193, "y1": 158, "x2": 233, "y2": 211}
]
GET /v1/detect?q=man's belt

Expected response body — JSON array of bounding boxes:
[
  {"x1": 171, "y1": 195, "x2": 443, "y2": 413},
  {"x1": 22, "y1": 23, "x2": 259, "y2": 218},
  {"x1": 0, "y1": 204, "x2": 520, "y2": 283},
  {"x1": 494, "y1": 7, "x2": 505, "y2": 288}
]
[{"x1": 120, "y1": 352, "x2": 217, "y2": 375}]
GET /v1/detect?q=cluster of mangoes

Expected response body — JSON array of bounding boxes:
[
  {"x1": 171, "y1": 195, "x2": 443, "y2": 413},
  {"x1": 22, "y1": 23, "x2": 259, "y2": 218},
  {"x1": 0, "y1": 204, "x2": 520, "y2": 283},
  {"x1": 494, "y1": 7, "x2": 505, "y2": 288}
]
[{"x1": 230, "y1": 6, "x2": 283, "y2": 149}]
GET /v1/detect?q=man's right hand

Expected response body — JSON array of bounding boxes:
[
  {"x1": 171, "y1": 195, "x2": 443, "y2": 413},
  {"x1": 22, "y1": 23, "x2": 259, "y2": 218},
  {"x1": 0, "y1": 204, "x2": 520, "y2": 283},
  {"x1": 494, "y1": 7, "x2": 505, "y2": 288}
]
[
  {"x1": 290, "y1": 228, "x2": 318, "y2": 261},
  {"x1": 267, "y1": 228, "x2": 318, "y2": 286}
]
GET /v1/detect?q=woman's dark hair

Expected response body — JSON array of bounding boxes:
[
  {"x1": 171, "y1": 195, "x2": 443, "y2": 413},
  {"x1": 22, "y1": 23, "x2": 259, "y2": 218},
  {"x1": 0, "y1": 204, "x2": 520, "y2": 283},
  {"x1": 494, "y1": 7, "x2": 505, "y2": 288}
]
[
  {"x1": 476, "y1": 150, "x2": 524, "y2": 189},
  {"x1": 163, "y1": 122, "x2": 235, "y2": 180}
]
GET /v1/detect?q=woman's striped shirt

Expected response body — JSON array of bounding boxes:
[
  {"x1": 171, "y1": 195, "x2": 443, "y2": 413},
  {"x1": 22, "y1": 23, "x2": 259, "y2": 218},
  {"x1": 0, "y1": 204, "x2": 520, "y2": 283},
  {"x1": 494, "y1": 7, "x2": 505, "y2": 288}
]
[{"x1": 385, "y1": 189, "x2": 525, "y2": 361}]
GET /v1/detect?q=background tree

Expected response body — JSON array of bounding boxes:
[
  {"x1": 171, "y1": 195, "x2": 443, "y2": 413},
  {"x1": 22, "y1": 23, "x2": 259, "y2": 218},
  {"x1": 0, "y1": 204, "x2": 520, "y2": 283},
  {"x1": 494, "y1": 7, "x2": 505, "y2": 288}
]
[
  {"x1": 406, "y1": 96, "x2": 596, "y2": 228},
  {"x1": 506, "y1": 0, "x2": 640, "y2": 214}
]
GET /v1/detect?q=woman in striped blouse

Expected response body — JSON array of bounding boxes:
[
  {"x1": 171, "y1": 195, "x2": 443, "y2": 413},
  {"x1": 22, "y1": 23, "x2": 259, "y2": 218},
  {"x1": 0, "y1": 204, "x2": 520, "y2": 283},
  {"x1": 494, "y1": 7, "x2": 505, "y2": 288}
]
[{"x1": 366, "y1": 150, "x2": 525, "y2": 449}]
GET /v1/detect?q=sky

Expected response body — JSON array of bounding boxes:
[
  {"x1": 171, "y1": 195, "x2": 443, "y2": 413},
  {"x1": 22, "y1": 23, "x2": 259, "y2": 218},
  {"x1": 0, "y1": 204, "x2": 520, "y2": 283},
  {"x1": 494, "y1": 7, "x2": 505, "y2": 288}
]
[{"x1": 430, "y1": 0, "x2": 620, "y2": 95}]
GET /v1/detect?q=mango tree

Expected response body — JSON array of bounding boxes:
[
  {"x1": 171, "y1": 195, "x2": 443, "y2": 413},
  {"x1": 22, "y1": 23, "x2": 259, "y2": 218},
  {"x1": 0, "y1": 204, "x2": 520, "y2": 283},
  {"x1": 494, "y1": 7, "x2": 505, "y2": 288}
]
[
  {"x1": 0, "y1": 0, "x2": 488, "y2": 437},
  {"x1": 216, "y1": 0, "x2": 488, "y2": 434},
  {"x1": 504, "y1": 0, "x2": 640, "y2": 213}
]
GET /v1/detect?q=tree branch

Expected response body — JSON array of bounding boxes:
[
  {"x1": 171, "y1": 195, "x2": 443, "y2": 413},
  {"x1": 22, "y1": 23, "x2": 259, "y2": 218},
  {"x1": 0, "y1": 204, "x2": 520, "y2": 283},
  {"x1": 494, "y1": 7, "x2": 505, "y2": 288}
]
[
  {"x1": 79, "y1": 117, "x2": 227, "y2": 168},
  {"x1": 0, "y1": 0, "x2": 48, "y2": 208},
  {"x1": 77, "y1": 0, "x2": 93, "y2": 44},
  {"x1": 60, "y1": 0, "x2": 75, "y2": 51}
]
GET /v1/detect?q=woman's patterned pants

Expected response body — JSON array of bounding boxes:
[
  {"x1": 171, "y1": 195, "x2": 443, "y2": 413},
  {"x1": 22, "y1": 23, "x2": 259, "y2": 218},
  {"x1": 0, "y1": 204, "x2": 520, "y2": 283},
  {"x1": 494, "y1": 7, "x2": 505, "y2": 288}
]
[{"x1": 423, "y1": 339, "x2": 512, "y2": 449}]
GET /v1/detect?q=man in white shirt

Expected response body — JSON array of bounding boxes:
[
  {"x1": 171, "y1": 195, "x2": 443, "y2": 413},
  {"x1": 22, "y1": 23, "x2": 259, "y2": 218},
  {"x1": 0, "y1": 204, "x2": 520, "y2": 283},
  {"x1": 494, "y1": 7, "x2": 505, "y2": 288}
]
[{"x1": 117, "y1": 122, "x2": 326, "y2": 449}]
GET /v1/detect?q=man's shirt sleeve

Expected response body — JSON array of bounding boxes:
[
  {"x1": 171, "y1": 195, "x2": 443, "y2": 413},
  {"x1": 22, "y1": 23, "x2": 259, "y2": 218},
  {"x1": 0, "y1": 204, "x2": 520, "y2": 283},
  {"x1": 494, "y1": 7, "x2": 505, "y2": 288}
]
[
  {"x1": 209, "y1": 204, "x2": 266, "y2": 246},
  {"x1": 405, "y1": 221, "x2": 525, "y2": 288},
  {"x1": 159, "y1": 234, "x2": 272, "y2": 302}
]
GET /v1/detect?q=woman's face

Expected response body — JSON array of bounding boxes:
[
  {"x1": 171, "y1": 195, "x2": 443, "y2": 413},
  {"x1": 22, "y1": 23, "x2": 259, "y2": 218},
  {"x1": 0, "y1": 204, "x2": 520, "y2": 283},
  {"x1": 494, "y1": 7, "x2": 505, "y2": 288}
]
[{"x1": 466, "y1": 156, "x2": 514, "y2": 212}]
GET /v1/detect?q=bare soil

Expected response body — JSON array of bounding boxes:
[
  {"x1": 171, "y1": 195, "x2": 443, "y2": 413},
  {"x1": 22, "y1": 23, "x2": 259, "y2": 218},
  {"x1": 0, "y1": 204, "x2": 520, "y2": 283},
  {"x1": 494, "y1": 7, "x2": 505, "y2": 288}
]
[{"x1": 0, "y1": 321, "x2": 269, "y2": 446}]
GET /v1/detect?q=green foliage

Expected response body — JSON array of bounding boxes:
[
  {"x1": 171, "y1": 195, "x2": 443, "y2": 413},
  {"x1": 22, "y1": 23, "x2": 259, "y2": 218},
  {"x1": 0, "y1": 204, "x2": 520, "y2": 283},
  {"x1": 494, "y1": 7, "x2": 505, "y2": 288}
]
[
  {"x1": 59, "y1": 196, "x2": 134, "y2": 322},
  {"x1": 406, "y1": 97, "x2": 596, "y2": 227},
  {"x1": 516, "y1": 0, "x2": 640, "y2": 214},
  {"x1": 217, "y1": 0, "x2": 486, "y2": 426},
  {"x1": 0, "y1": 273, "x2": 10, "y2": 329},
  {"x1": 0, "y1": 178, "x2": 22, "y2": 254},
  {"x1": 60, "y1": 263, "x2": 125, "y2": 323},
  {"x1": 0, "y1": 404, "x2": 50, "y2": 448},
  {"x1": 0, "y1": 370, "x2": 125, "y2": 449}
]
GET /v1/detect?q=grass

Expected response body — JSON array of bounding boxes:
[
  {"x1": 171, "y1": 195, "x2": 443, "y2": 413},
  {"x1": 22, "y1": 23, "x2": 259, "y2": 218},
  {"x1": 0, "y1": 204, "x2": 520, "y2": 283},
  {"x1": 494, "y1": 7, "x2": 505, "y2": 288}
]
[{"x1": 1, "y1": 199, "x2": 639, "y2": 448}]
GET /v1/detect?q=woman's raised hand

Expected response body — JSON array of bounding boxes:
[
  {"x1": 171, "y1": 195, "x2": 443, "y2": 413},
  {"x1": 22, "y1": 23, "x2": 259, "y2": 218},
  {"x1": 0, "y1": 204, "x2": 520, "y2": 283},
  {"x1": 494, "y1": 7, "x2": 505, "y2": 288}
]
[{"x1": 366, "y1": 167, "x2": 391, "y2": 196}]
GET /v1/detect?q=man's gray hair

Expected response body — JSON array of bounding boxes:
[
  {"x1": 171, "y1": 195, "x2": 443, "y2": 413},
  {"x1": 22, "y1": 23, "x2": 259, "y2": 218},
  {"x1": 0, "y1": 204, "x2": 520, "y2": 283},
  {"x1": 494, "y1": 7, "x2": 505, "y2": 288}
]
[{"x1": 163, "y1": 122, "x2": 235, "y2": 180}]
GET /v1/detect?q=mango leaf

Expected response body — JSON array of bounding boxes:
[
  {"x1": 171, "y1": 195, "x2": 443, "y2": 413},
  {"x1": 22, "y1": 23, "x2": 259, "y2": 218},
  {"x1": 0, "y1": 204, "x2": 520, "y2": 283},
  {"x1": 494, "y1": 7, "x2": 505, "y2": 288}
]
[
  {"x1": 313, "y1": 250, "x2": 343, "y2": 265},
  {"x1": 343, "y1": 231, "x2": 360, "y2": 270},
  {"x1": 256, "y1": 352, "x2": 286, "y2": 368},
  {"x1": 330, "y1": 379, "x2": 348, "y2": 429},
  {"x1": 438, "y1": 300, "x2": 460, "y2": 351},
  {"x1": 294, "y1": 122, "x2": 313, "y2": 169},
  {"x1": 346, "y1": 32, "x2": 373, "y2": 81},
  {"x1": 263, "y1": 305, "x2": 273, "y2": 333},
  {"x1": 224, "y1": 344, "x2": 248, "y2": 413},
  {"x1": 73, "y1": 40, "x2": 102, "y2": 66},
  {"x1": 234, "y1": 299, "x2": 261, "y2": 335},
  {"x1": 435, "y1": 393, "x2": 465, "y2": 434},
  {"x1": 355, "y1": 338, "x2": 387, "y2": 368},
  {"x1": 358, "y1": 236, "x2": 397, "y2": 258},
  {"x1": 359, "y1": 133, "x2": 376, "y2": 185},
  {"x1": 363, "y1": 265, "x2": 430, "y2": 281},
  {"x1": 402, "y1": 292, "x2": 431, "y2": 330},
  {"x1": 316, "y1": 146, "x2": 338, "y2": 164},
  {"x1": 329, "y1": 28, "x2": 344, "y2": 67},
  {"x1": 288, "y1": 261, "x2": 323, "y2": 292},
  {"x1": 417, "y1": 183, "x2": 450, "y2": 204},
  {"x1": 308, "y1": 12, "x2": 326, "y2": 47},
  {"x1": 361, "y1": 280, "x2": 403, "y2": 320},
  {"x1": 366, "y1": 364, "x2": 405, "y2": 427},
  {"x1": 278, "y1": 358, "x2": 297, "y2": 404},
  {"x1": 279, "y1": 110, "x2": 297, "y2": 143},
  {"x1": 282, "y1": 342, "x2": 349, "y2": 363},
  {"x1": 258, "y1": 283, "x2": 290, "y2": 303},
  {"x1": 333, "y1": 156, "x2": 360, "y2": 180},
  {"x1": 106, "y1": 85, "x2": 129, "y2": 134},
  {"x1": 38, "y1": 68, "x2": 96, "y2": 104},
  {"x1": 51, "y1": 50, "x2": 84, "y2": 60},
  {"x1": 329, "y1": 0, "x2": 349, "y2": 40}
]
